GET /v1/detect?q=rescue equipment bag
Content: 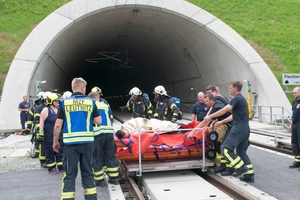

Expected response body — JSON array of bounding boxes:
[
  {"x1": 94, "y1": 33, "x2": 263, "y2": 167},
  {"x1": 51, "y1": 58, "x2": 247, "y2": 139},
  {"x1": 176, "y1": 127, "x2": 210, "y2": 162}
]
[{"x1": 171, "y1": 97, "x2": 180, "y2": 108}]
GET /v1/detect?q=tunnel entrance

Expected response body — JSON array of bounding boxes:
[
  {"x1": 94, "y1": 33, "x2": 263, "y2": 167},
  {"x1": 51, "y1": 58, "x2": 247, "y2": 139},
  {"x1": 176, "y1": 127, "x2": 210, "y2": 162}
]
[{"x1": 0, "y1": 1, "x2": 290, "y2": 131}]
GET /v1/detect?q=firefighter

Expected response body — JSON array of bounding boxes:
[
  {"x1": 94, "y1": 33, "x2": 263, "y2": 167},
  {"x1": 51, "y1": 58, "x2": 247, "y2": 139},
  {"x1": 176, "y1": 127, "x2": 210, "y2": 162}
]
[
  {"x1": 288, "y1": 86, "x2": 300, "y2": 169},
  {"x1": 91, "y1": 86, "x2": 113, "y2": 121},
  {"x1": 39, "y1": 93, "x2": 63, "y2": 174},
  {"x1": 153, "y1": 85, "x2": 180, "y2": 123},
  {"x1": 120, "y1": 87, "x2": 153, "y2": 119},
  {"x1": 34, "y1": 91, "x2": 52, "y2": 167},
  {"x1": 88, "y1": 92, "x2": 119, "y2": 187},
  {"x1": 204, "y1": 81, "x2": 254, "y2": 183},
  {"x1": 27, "y1": 91, "x2": 44, "y2": 158},
  {"x1": 62, "y1": 91, "x2": 72, "y2": 99},
  {"x1": 53, "y1": 77, "x2": 101, "y2": 200}
]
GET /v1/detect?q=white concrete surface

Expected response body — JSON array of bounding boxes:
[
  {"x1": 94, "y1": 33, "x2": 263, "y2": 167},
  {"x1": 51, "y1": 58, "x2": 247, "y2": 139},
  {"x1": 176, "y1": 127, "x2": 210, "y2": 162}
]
[
  {"x1": 0, "y1": 0, "x2": 291, "y2": 131},
  {"x1": 142, "y1": 170, "x2": 232, "y2": 200}
]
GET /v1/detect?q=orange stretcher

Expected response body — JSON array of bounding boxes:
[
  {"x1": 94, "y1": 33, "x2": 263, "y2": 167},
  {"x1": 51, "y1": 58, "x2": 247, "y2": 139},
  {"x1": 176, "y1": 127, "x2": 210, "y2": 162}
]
[{"x1": 114, "y1": 121, "x2": 218, "y2": 162}]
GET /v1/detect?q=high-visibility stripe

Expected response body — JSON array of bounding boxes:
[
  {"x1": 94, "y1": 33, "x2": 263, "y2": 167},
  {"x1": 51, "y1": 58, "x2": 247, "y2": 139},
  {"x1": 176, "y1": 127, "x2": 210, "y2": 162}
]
[
  {"x1": 60, "y1": 192, "x2": 75, "y2": 200},
  {"x1": 244, "y1": 164, "x2": 254, "y2": 175},
  {"x1": 223, "y1": 148, "x2": 244, "y2": 169},
  {"x1": 84, "y1": 187, "x2": 97, "y2": 195}
]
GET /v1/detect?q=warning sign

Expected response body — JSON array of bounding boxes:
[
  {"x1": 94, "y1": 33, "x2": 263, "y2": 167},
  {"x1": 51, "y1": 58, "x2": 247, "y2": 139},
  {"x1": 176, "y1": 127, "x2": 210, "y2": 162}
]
[{"x1": 282, "y1": 74, "x2": 300, "y2": 85}]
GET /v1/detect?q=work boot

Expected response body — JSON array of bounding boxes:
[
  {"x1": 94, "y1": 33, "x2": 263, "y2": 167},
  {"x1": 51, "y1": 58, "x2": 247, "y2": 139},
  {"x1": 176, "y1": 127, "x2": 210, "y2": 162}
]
[
  {"x1": 31, "y1": 153, "x2": 39, "y2": 159},
  {"x1": 95, "y1": 180, "x2": 105, "y2": 187},
  {"x1": 289, "y1": 162, "x2": 300, "y2": 168},
  {"x1": 221, "y1": 168, "x2": 235, "y2": 176},
  {"x1": 49, "y1": 168, "x2": 59, "y2": 175},
  {"x1": 214, "y1": 164, "x2": 226, "y2": 173},
  {"x1": 233, "y1": 165, "x2": 248, "y2": 177},
  {"x1": 41, "y1": 162, "x2": 47, "y2": 168},
  {"x1": 108, "y1": 179, "x2": 119, "y2": 185},
  {"x1": 239, "y1": 175, "x2": 254, "y2": 183}
]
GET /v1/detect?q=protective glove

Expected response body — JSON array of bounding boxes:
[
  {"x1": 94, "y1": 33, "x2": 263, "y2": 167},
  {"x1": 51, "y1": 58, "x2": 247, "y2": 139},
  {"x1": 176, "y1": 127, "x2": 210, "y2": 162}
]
[
  {"x1": 37, "y1": 130, "x2": 44, "y2": 141},
  {"x1": 119, "y1": 106, "x2": 128, "y2": 112}
]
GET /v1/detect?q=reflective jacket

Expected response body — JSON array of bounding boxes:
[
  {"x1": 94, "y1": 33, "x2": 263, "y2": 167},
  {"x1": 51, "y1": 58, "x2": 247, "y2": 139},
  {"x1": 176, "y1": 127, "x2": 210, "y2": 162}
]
[
  {"x1": 60, "y1": 95, "x2": 97, "y2": 145},
  {"x1": 94, "y1": 101, "x2": 114, "y2": 136}
]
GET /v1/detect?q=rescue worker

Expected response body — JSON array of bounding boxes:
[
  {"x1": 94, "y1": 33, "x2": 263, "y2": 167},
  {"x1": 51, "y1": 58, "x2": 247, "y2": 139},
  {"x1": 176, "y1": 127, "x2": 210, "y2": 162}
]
[
  {"x1": 205, "y1": 85, "x2": 229, "y2": 106},
  {"x1": 191, "y1": 92, "x2": 209, "y2": 122},
  {"x1": 204, "y1": 81, "x2": 254, "y2": 183},
  {"x1": 288, "y1": 86, "x2": 300, "y2": 169},
  {"x1": 202, "y1": 94, "x2": 232, "y2": 174},
  {"x1": 34, "y1": 91, "x2": 52, "y2": 167},
  {"x1": 153, "y1": 85, "x2": 180, "y2": 123},
  {"x1": 91, "y1": 86, "x2": 113, "y2": 121},
  {"x1": 62, "y1": 91, "x2": 72, "y2": 99},
  {"x1": 39, "y1": 93, "x2": 63, "y2": 174},
  {"x1": 88, "y1": 92, "x2": 119, "y2": 187},
  {"x1": 17, "y1": 95, "x2": 30, "y2": 135},
  {"x1": 120, "y1": 87, "x2": 153, "y2": 119},
  {"x1": 27, "y1": 91, "x2": 44, "y2": 158},
  {"x1": 53, "y1": 77, "x2": 101, "y2": 200}
]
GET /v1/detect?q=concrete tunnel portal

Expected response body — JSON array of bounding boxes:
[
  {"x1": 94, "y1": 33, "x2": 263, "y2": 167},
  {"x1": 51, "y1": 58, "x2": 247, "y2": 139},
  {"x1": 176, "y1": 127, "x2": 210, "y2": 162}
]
[{"x1": 0, "y1": 0, "x2": 291, "y2": 131}]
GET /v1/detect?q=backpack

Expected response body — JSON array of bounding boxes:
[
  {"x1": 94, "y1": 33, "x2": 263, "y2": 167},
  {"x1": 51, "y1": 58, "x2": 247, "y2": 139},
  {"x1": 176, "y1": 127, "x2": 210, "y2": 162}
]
[
  {"x1": 142, "y1": 93, "x2": 149, "y2": 99},
  {"x1": 171, "y1": 97, "x2": 180, "y2": 108},
  {"x1": 171, "y1": 97, "x2": 182, "y2": 120}
]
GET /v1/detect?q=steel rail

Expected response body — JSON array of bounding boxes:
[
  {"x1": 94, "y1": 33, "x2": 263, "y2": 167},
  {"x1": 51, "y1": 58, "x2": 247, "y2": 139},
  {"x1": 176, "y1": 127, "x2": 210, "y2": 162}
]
[
  {"x1": 197, "y1": 170, "x2": 254, "y2": 200},
  {"x1": 250, "y1": 130, "x2": 293, "y2": 156},
  {"x1": 119, "y1": 160, "x2": 145, "y2": 200}
]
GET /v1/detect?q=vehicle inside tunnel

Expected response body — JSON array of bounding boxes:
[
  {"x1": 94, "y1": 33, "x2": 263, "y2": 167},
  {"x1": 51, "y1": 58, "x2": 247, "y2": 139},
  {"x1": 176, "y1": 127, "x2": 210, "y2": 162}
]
[{"x1": 0, "y1": 0, "x2": 291, "y2": 130}]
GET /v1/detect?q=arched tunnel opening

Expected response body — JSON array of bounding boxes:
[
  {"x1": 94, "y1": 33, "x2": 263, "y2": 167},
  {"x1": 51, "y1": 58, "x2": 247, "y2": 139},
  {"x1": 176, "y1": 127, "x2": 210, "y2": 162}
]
[{"x1": 0, "y1": 1, "x2": 290, "y2": 130}]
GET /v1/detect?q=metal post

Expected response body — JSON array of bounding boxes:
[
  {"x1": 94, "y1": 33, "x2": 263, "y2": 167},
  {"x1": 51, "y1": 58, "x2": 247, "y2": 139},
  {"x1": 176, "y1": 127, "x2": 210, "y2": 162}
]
[
  {"x1": 274, "y1": 115, "x2": 278, "y2": 146},
  {"x1": 258, "y1": 106, "x2": 262, "y2": 122},
  {"x1": 138, "y1": 130, "x2": 142, "y2": 177},
  {"x1": 201, "y1": 127, "x2": 206, "y2": 172},
  {"x1": 282, "y1": 107, "x2": 284, "y2": 127},
  {"x1": 270, "y1": 107, "x2": 272, "y2": 123}
]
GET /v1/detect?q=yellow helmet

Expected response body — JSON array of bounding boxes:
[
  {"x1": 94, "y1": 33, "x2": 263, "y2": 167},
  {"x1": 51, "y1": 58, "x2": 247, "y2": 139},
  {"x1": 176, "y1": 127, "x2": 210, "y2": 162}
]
[
  {"x1": 46, "y1": 93, "x2": 59, "y2": 105},
  {"x1": 91, "y1": 87, "x2": 103, "y2": 95}
]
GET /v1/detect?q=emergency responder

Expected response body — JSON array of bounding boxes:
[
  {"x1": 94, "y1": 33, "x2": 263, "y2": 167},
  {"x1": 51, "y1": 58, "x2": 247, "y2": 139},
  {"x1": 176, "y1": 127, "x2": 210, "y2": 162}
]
[
  {"x1": 153, "y1": 85, "x2": 180, "y2": 123},
  {"x1": 62, "y1": 91, "x2": 72, "y2": 99},
  {"x1": 91, "y1": 86, "x2": 113, "y2": 121},
  {"x1": 205, "y1": 85, "x2": 229, "y2": 106},
  {"x1": 39, "y1": 93, "x2": 63, "y2": 174},
  {"x1": 27, "y1": 91, "x2": 44, "y2": 158},
  {"x1": 34, "y1": 91, "x2": 51, "y2": 167},
  {"x1": 288, "y1": 86, "x2": 300, "y2": 169},
  {"x1": 204, "y1": 81, "x2": 254, "y2": 183},
  {"x1": 88, "y1": 92, "x2": 119, "y2": 187},
  {"x1": 202, "y1": 94, "x2": 232, "y2": 174},
  {"x1": 191, "y1": 92, "x2": 209, "y2": 122},
  {"x1": 53, "y1": 77, "x2": 101, "y2": 200},
  {"x1": 17, "y1": 95, "x2": 30, "y2": 135},
  {"x1": 120, "y1": 87, "x2": 153, "y2": 119}
]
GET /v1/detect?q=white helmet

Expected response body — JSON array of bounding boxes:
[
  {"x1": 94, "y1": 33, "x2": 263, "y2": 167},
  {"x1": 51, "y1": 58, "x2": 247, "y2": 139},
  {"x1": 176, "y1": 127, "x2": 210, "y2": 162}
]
[
  {"x1": 130, "y1": 87, "x2": 142, "y2": 96},
  {"x1": 37, "y1": 91, "x2": 44, "y2": 100},
  {"x1": 63, "y1": 91, "x2": 72, "y2": 99},
  {"x1": 43, "y1": 91, "x2": 52, "y2": 100},
  {"x1": 154, "y1": 85, "x2": 167, "y2": 95}
]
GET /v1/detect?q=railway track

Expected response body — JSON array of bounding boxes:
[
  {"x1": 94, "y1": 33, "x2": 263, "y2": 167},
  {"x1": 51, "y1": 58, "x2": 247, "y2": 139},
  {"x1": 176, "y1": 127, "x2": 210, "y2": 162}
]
[{"x1": 250, "y1": 129, "x2": 293, "y2": 156}]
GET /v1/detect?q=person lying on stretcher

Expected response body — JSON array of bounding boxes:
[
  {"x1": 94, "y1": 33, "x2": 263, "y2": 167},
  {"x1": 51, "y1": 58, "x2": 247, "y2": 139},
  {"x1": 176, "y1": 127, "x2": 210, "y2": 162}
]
[{"x1": 116, "y1": 118, "x2": 180, "y2": 139}]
